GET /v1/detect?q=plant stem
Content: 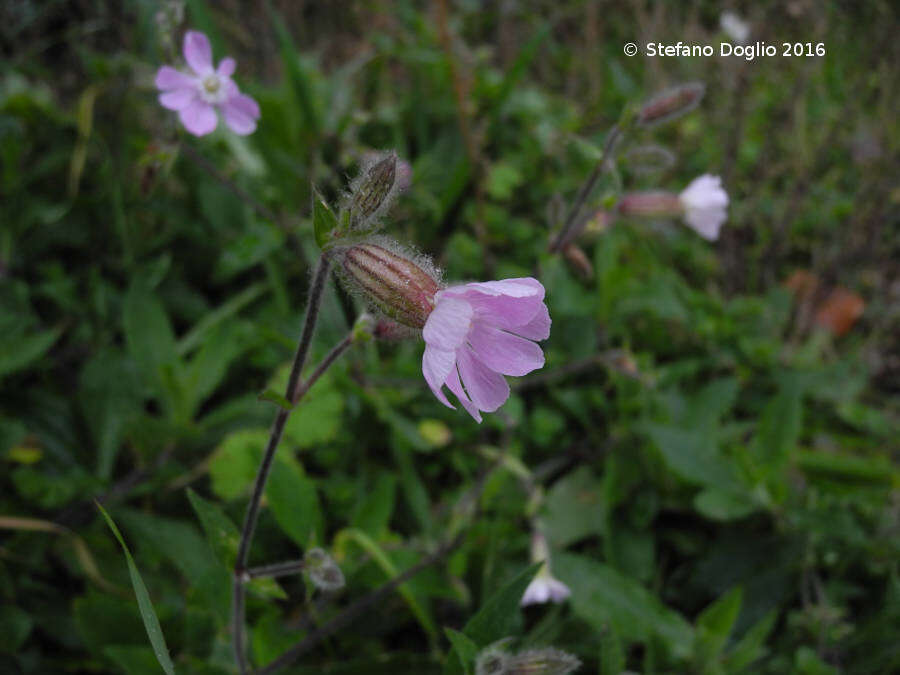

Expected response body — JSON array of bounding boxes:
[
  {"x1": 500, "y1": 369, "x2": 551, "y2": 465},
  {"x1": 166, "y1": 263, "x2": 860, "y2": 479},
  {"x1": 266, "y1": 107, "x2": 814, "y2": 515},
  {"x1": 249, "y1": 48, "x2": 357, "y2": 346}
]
[
  {"x1": 549, "y1": 124, "x2": 622, "y2": 252},
  {"x1": 232, "y1": 255, "x2": 332, "y2": 674},
  {"x1": 245, "y1": 559, "x2": 306, "y2": 580},
  {"x1": 256, "y1": 533, "x2": 465, "y2": 675}
]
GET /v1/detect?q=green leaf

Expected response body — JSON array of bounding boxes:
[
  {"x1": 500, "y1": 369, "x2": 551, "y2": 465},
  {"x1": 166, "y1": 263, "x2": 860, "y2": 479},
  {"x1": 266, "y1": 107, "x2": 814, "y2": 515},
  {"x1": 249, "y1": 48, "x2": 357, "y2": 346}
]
[
  {"x1": 266, "y1": 454, "x2": 322, "y2": 547},
  {"x1": 642, "y1": 423, "x2": 737, "y2": 489},
  {"x1": 444, "y1": 627, "x2": 479, "y2": 675},
  {"x1": 753, "y1": 375, "x2": 803, "y2": 469},
  {"x1": 463, "y1": 562, "x2": 542, "y2": 646},
  {"x1": 186, "y1": 488, "x2": 239, "y2": 567},
  {"x1": 0, "y1": 325, "x2": 62, "y2": 380},
  {"x1": 599, "y1": 624, "x2": 626, "y2": 675},
  {"x1": 209, "y1": 428, "x2": 269, "y2": 500},
  {"x1": 724, "y1": 610, "x2": 777, "y2": 672},
  {"x1": 312, "y1": 188, "x2": 339, "y2": 249},
  {"x1": 554, "y1": 552, "x2": 694, "y2": 659},
  {"x1": 259, "y1": 388, "x2": 294, "y2": 411},
  {"x1": 694, "y1": 488, "x2": 759, "y2": 521},
  {"x1": 96, "y1": 502, "x2": 175, "y2": 675},
  {"x1": 542, "y1": 466, "x2": 606, "y2": 548},
  {"x1": 0, "y1": 604, "x2": 33, "y2": 653},
  {"x1": 350, "y1": 472, "x2": 396, "y2": 537},
  {"x1": 695, "y1": 587, "x2": 743, "y2": 665}
]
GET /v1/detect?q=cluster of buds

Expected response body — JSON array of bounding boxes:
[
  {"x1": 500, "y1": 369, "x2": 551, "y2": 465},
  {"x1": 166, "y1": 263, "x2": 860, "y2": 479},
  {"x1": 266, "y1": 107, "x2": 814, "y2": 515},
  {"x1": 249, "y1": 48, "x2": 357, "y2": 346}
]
[
  {"x1": 475, "y1": 642, "x2": 581, "y2": 675},
  {"x1": 303, "y1": 548, "x2": 345, "y2": 592}
]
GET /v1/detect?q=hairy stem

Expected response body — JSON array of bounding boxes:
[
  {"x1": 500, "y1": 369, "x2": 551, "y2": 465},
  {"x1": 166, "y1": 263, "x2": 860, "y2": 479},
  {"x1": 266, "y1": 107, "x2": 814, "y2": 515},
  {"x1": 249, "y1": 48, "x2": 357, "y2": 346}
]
[
  {"x1": 256, "y1": 533, "x2": 465, "y2": 675},
  {"x1": 549, "y1": 124, "x2": 622, "y2": 252},
  {"x1": 232, "y1": 255, "x2": 333, "y2": 674}
]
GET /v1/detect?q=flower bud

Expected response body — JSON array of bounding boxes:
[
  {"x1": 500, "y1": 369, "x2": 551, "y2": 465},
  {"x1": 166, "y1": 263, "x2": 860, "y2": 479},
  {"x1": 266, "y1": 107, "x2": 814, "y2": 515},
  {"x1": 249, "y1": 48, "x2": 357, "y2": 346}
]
[
  {"x1": 303, "y1": 548, "x2": 345, "y2": 592},
  {"x1": 476, "y1": 647, "x2": 512, "y2": 675},
  {"x1": 636, "y1": 82, "x2": 705, "y2": 127},
  {"x1": 562, "y1": 244, "x2": 593, "y2": 280},
  {"x1": 334, "y1": 240, "x2": 440, "y2": 329},
  {"x1": 508, "y1": 648, "x2": 581, "y2": 675},
  {"x1": 624, "y1": 144, "x2": 676, "y2": 175},
  {"x1": 347, "y1": 152, "x2": 399, "y2": 232},
  {"x1": 617, "y1": 191, "x2": 682, "y2": 218}
]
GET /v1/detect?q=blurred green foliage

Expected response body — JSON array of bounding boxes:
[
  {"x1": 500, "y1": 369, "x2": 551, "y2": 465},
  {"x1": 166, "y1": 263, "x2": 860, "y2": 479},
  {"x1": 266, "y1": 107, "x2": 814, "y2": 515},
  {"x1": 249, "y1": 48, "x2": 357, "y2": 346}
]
[{"x1": 1, "y1": 1, "x2": 898, "y2": 674}]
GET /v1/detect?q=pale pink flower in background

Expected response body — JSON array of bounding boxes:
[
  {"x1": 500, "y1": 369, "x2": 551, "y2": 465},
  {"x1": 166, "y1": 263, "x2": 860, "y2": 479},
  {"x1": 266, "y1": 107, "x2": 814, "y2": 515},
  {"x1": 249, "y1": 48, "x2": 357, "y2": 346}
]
[
  {"x1": 155, "y1": 31, "x2": 260, "y2": 136},
  {"x1": 422, "y1": 278, "x2": 550, "y2": 423},
  {"x1": 720, "y1": 11, "x2": 751, "y2": 44},
  {"x1": 521, "y1": 531, "x2": 571, "y2": 606},
  {"x1": 521, "y1": 569, "x2": 572, "y2": 606},
  {"x1": 679, "y1": 174, "x2": 729, "y2": 241}
]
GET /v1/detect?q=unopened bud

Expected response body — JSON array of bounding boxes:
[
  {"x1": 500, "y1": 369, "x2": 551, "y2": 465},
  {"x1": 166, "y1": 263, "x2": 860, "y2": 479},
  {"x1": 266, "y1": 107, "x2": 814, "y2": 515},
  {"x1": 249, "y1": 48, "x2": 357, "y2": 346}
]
[
  {"x1": 303, "y1": 548, "x2": 345, "y2": 592},
  {"x1": 617, "y1": 191, "x2": 682, "y2": 218},
  {"x1": 562, "y1": 244, "x2": 593, "y2": 280},
  {"x1": 636, "y1": 82, "x2": 705, "y2": 127},
  {"x1": 347, "y1": 152, "x2": 399, "y2": 232},
  {"x1": 624, "y1": 144, "x2": 676, "y2": 175},
  {"x1": 508, "y1": 648, "x2": 581, "y2": 674},
  {"x1": 476, "y1": 647, "x2": 512, "y2": 675},
  {"x1": 334, "y1": 240, "x2": 441, "y2": 329}
]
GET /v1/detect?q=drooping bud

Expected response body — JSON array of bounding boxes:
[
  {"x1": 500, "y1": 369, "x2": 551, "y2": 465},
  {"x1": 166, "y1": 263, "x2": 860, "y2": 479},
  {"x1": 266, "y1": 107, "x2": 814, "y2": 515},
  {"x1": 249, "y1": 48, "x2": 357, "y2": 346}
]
[
  {"x1": 636, "y1": 82, "x2": 705, "y2": 127},
  {"x1": 624, "y1": 144, "x2": 676, "y2": 175},
  {"x1": 303, "y1": 548, "x2": 345, "y2": 592},
  {"x1": 562, "y1": 244, "x2": 593, "y2": 280},
  {"x1": 333, "y1": 239, "x2": 441, "y2": 329},
  {"x1": 508, "y1": 648, "x2": 581, "y2": 675},
  {"x1": 617, "y1": 191, "x2": 682, "y2": 218},
  {"x1": 347, "y1": 152, "x2": 399, "y2": 232},
  {"x1": 476, "y1": 647, "x2": 512, "y2": 675}
]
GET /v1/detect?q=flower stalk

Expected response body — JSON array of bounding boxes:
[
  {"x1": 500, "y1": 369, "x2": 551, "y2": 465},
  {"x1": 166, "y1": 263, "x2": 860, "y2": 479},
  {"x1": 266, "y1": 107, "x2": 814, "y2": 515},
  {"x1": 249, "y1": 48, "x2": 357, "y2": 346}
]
[{"x1": 232, "y1": 254, "x2": 341, "y2": 674}]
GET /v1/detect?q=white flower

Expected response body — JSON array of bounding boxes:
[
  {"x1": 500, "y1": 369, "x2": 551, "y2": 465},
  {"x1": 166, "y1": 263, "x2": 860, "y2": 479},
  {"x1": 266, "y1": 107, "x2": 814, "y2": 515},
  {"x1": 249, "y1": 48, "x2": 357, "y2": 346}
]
[
  {"x1": 521, "y1": 567, "x2": 571, "y2": 606},
  {"x1": 679, "y1": 174, "x2": 729, "y2": 241},
  {"x1": 720, "y1": 11, "x2": 751, "y2": 44}
]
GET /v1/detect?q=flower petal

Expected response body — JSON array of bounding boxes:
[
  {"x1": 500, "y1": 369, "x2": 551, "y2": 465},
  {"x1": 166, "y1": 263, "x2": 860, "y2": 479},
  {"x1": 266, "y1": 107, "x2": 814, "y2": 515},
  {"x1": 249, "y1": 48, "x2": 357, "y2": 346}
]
[
  {"x1": 445, "y1": 366, "x2": 482, "y2": 423},
  {"x1": 422, "y1": 345, "x2": 455, "y2": 408},
  {"x1": 423, "y1": 296, "x2": 473, "y2": 351},
  {"x1": 217, "y1": 56, "x2": 236, "y2": 77},
  {"x1": 184, "y1": 31, "x2": 213, "y2": 75},
  {"x1": 512, "y1": 302, "x2": 551, "y2": 341},
  {"x1": 222, "y1": 93, "x2": 260, "y2": 135},
  {"x1": 178, "y1": 100, "x2": 218, "y2": 136},
  {"x1": 158, "y1": 87, "x2": 196, "y2": 111},
  {"x1": 155, "y1": 66, "x2": 195, "y2": 91},
  {"x1": 446, "y1": 277, "x2": 544, "y2": 301},
  {"x1": 442, "y1": 277, "x2": 545, "y2": 330},
  {"x1": 467, "y1": 322, "x2": 544, "y2": 376},
  {"x1": 456, "y1": 347, "x2": 510, "y2": 413}
]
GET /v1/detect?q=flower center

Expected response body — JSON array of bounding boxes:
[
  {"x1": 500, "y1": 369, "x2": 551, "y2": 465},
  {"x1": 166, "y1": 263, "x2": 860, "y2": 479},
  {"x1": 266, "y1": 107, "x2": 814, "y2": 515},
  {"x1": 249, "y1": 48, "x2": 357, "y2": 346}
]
[{"x1": 198, "y1": 74, "x2": 227, "y2": 103}]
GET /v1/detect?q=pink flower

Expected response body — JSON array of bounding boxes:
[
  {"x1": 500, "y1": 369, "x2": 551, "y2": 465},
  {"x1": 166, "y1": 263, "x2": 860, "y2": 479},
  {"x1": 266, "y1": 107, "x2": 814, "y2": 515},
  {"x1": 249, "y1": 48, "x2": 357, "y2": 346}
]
[
  {"x1": 155, "y1": 31, "x2": 260, "y2": 136},
  {"x1": 679, "y1": 174, "x2": 729, "y2": 241},
  {"x1": 521, "y1": 570, "x2": 572, "y2": 606},
  {"x1": 422, "y1": 278, "x2": 550, "y2": 423}
]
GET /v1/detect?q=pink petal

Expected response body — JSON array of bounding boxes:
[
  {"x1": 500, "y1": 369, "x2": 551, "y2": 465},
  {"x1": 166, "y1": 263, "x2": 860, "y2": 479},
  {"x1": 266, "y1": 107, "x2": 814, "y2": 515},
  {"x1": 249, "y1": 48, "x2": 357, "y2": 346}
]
[
  {"x1": 512, "y1": 302, "x2": 551, "y2": 341},
  {"x1": 183, "y1": 31, "x2": 213, "y2": 75},
  {"x1": 423, "y1": 296, "x2": 473, "y2": 351},
  {"x1": 217, "y1": 57, "x2": 236, "y2": 77},
  {"x1": 158, "y1": 87, "x2": 196, "y2": 111},
  {"x1": 222, "y1": 93, "x2": 261, "y2": 135},
  {"x1": 456, "y1": 347, "x2": 510, "y2": 413},
  {"x1": 468, "y1": 322, "x2": 544, "y2": 376},
  {"x1": 179, "y1": 100, "x2": 218, "y2": 136},
  {"x1": 447, "y1": 277, "x2": 545, "y2": 301},
  {"x1": 445, "y1": 367, "x2": 482, "y2": 423},
  {"x1": 442, "y1": 278, "x2": 546, "y2": 330},
  {"x1": 422, "y1": 345, "x2": 455, "y2": 408},
  {"x1": 155, "y1": 66, "x2": 195, "y2": 91}
]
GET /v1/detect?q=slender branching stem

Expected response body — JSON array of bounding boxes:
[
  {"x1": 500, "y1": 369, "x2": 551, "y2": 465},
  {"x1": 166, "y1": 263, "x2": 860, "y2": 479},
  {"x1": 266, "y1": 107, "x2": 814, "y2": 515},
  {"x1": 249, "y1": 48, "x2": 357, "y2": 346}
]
[
  {"x1": 245, "y1": 559, "x2": 307, "y2": 580},
  {"x1": 256, "y1": 533, "x2": 465, "y2": 675},
  {"x1": 549, "y1": 124, "x2": 622, "y2": 252},
  {"x1": 232, "y1": 255, "x2": 333, "y2": 674}
]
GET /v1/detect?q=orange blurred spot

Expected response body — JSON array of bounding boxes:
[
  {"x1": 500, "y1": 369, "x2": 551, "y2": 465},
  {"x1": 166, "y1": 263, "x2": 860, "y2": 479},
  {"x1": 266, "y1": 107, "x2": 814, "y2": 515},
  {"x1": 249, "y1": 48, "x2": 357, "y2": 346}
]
[{"x1": 814, "y1": 288, "x2": 865, "y2": 337}]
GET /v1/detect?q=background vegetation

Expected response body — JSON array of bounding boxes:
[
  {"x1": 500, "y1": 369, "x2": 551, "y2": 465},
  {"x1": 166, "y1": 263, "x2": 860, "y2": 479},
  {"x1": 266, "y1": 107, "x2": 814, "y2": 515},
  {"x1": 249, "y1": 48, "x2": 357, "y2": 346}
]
[{"x1": 1, "y1": 1, "x2": 898, "y2": 673}]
